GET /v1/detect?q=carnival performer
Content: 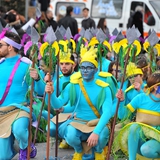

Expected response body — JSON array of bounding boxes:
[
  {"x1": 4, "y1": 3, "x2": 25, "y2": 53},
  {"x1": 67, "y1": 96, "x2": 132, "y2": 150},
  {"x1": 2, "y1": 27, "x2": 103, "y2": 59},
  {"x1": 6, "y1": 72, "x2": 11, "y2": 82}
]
[
  {"x1": 117, "y1": 62, "x2": 146, "y2": 119},
  {"x1": 45, "y1": 46, "x2": 113, "y2": 160},
  {"x1": 47, "y1": 48, "x2": 76, "y2": 149},
  {"x1": 115, "y1": 71, "x2": 160, "y2": 160},
  {"x1": 0, "y1": 31, "x2": 36, "y2": 160},
  {"x1": 30, "y1": 40, "x2": 76, "y2": 148}
]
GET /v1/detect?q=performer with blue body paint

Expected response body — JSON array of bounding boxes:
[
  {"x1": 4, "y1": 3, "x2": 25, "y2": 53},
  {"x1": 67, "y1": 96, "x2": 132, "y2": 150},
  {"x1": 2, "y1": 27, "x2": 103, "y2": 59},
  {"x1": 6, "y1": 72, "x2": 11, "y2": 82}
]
[
  {"x1": 0, "y1": 31, "x2": 36, "y2": 160},
  {"x1": 45, "y1": 47, "x2": 113, "y2": 160},
  {"x1": 115, "y1": 71, "x2": 160, "y2": 160}
]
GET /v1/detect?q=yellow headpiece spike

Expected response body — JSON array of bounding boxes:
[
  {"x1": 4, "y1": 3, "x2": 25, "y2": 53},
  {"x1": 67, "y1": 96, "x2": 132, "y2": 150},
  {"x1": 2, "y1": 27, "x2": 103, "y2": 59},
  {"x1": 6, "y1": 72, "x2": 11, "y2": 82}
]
[
  {"x1": 88, "y1": 37, "x2": 99, "y2": 47},
  {"x1": 59, "y1": 40, "x2": 74, "y2": 64},
  {"x1": 40, "y1": 42, "x2": 49, "y2": 57},
  {"x1": 126, "y1": 62, "x2": 143, "y2": 78},
  {"x1": 80, "y1": 46, "x2": 98, "y2": 68},
  {"x1": 59, "y1": 49, "x2": 74, "y2": 64},
  {"x1": 80, "y1": 44, "x2": 88, "y2": 58}
]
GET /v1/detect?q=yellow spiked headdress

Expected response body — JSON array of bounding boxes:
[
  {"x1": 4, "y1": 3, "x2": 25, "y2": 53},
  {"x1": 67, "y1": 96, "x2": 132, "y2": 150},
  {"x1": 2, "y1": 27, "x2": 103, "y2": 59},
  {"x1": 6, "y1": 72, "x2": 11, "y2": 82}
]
[
  {"x1": 80, "y1": 46, "x2": 98, "y2": 68},
  {"x1": 126, "y1": 62, "x2": 143, "y2": 78},
  {"x1": 59, "y1": 40, "x2": 75, "y2": 64}
]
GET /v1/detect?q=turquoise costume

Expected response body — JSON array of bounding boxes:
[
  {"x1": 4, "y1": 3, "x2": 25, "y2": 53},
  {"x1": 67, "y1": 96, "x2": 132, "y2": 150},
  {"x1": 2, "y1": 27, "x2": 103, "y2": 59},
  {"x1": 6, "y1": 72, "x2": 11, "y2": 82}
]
[
  {"x1": 0, "y1": 55, "x2": 33, "y2": 160},
  {"x1": 114, "y1": 93, "x2": 160, "y2": 160},
  {"x1": 46, "y1": 73, "x2": 74, "y2": 137},
  {"x1": 34, "y1": 69, "x2": 57, "y2": 96},
  {"x1": 98, "y1": 57, "x2": 111, "y2": 72},
  {"x1": 46, "y1": 75, "x2": 113, "y2": 153}
]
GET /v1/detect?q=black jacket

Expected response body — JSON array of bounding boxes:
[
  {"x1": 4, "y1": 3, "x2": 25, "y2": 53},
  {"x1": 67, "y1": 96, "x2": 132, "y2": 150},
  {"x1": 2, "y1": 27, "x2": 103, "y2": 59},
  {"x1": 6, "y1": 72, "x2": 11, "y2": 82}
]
[
  {"x1": 58, "y1": 15, "x2": 78, "y2": 36},
  {"x1": 81, "y1": 17, "x2": 95, "y2": 30},
  {"x1": 48, "y1": 18, "x2": 58, "y2": 32}
]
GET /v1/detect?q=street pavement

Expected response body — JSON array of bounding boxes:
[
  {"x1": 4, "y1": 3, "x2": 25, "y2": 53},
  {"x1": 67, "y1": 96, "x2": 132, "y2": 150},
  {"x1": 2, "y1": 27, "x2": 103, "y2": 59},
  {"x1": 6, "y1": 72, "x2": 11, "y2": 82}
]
[
  {"x1": 13, "y1": 140, "x2": 74, "y2": 160},
  {"x1": 12, "y1": 140, "x2": 121, "y2": 160}
]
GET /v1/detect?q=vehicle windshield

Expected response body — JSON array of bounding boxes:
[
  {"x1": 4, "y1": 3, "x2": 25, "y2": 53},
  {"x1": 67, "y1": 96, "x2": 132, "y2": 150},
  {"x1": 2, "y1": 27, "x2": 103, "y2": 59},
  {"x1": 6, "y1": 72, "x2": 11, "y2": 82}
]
[
  {"x1": 150, "y1": 0, "x2": 160, "y2": 18},
  {"x1": 91, "y1": 0, "x2": 123, "y2": 19}
]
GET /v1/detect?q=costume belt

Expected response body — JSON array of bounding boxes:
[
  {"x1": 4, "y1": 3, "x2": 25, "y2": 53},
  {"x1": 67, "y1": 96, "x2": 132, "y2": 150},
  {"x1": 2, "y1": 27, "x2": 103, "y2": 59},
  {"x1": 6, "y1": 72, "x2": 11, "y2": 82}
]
[{"x1": 0, "y1": 107, "x2": 18, "y2": 115}]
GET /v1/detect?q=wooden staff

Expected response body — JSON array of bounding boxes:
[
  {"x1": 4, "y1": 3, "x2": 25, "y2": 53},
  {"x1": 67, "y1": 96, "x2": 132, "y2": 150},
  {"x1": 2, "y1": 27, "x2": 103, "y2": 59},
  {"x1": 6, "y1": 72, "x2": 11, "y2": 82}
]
[
  {"x1": 33, "y1": 92, "x2": 46, "y2": 145},
  {"x1": 46, "y1": 46, "x2": 52, "y2": 160},
  {"x1": 27, "y1": 48, "x2": 36, "y2": 160},
  {"x1": 106, "y1": 47, "x2": 131, "y2": 160},
  {"x1": 55, "y1": 52, "x2": 60, "y2": 158}
]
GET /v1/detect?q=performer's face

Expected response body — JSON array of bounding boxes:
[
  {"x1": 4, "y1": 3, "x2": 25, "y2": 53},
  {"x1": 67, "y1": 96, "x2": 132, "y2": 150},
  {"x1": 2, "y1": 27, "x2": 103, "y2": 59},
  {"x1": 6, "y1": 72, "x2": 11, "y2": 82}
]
[
  {"x1": 128, "y1": 74, "x2": 142, "y2": 84},
  {"x1": 0, "y1": 40, "x2": 9, "y2": 58},
  {"x1": 80, "y1": 62, "x2": 97, "y2": 81},
  {"x1": 39, "y1": 60, "x2": 49, "y2": 73},
  {"x1": 112, "y1": 65, "x2": 122, "y2": 81},
  {"x1": 60, "y1": 62, "x2": 74, "y2": 76}
]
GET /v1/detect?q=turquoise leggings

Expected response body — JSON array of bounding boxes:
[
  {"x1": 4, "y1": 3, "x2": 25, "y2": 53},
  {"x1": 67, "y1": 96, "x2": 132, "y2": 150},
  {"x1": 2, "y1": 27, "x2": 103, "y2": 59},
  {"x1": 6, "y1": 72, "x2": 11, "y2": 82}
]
[
  {"x1": 0, "y1": 117, "x2": 29, "y2": 160},
  {"x1": 64, "y1": 125, "x2": 109, "y2": 153},
  {"x1": 128, "y1": 124, "x2": 160, "y2": 160}
]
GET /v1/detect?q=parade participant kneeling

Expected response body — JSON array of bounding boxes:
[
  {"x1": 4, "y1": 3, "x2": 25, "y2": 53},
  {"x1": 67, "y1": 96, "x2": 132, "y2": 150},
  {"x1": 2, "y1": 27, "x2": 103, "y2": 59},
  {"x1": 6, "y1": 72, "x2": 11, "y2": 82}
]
[
  {"x1": 45, "y1": 47, "x2": 113, "y2": 160},
  {"x1": 115, "y1": 71, "x2": 160, "y2": 160},
  {"x1": 0, "y1": 31, "x2": 36, "y2": 160}
]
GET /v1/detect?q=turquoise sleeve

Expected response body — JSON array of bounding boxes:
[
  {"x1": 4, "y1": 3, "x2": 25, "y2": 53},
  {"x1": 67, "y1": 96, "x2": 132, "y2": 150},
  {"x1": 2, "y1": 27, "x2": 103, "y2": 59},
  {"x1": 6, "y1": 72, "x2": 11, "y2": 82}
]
[{"x1": 45, "y1": 83, "x2": 70, "y2": 109}]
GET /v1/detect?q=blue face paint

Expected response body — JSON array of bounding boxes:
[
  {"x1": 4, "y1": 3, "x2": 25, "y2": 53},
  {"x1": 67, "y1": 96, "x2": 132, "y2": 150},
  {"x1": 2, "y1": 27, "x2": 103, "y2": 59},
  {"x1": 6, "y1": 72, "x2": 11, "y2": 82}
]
[
  {"x1": 80, "y1": 62, "x2": 97, "y2": 81},
  {"x1": 156, "y1": 86, "x2": 160, "y2": 94}
]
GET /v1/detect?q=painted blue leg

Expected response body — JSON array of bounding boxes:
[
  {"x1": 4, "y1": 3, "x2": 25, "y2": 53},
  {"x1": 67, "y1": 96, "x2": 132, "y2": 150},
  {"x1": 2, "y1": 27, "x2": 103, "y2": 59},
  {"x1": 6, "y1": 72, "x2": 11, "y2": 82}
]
[
  {"x1": 46, "y1": 121, "x2": 62, "y2": 138},
  {"x1": 12, "y1": 117, "x2": 29, "y2": 149},
  {"x1": 128, "y1": 124, "x2": 145, "y2": 160},
  {"x1": 64, "y1": 125, "x2": 89, "y2": 153},
  {"x1": 0, "y1": 134, "x2": 16, "y2": 160},
  {"x1": 42, "y1": 110, "x2": 54, "y2": 121},
  {"x1": 94, "y1": 126, "x2": 109, "y2": 153},
  {"x1": 141, "y1": 139, "x2": 160, "y2": 158}
]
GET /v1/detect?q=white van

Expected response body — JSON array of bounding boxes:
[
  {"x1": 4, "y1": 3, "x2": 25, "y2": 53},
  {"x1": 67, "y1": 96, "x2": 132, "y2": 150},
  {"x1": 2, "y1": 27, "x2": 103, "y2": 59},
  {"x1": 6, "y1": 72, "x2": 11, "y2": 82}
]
[{"x1": 49, "y1": 0, "x2": 160, "y2": 37}]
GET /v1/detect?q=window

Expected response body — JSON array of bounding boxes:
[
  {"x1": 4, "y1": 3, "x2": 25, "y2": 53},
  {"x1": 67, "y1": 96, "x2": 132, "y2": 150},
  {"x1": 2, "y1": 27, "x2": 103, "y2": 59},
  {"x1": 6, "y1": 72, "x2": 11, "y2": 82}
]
[
  {"x1": 56, "y1": 2, "x2": 86, "y2": 18},
  {"x1": 91, "y1": 0, "x2": 123, "y2": 19},
  {"x1": 130, "y1": 2, "x2": 155, "y2": 26}
]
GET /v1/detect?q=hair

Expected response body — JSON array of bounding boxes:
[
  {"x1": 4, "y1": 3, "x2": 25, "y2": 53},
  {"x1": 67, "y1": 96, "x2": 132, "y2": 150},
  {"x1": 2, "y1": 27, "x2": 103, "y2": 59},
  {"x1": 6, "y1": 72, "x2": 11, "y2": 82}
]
[
  {"x1": 66, "y1": 6, "x2": 73, "y2": 15},
  {"x1": 83, "y1": 8, "x2": 89, "y2": 11},
  {"x1": 147, "y1": 71, "x2": 160, "y2": 92},
  {"x1": 135, "y1": 6, "x2": 143, "y2": 12},
  {"x1": 57, "y1": 13, "x2": 64, "y2": 22},
  {"x1": 5, "y1": 12, "x2": 16, "y2": 23},
  {"x1": 5, "y1": 31, "x2": 21, "y2": 53},
  {"x1": 72, "y1": 53, "x2": 79, "y2": 71},
  {"x1": 136, "y1": 54, "x2": 148, "y2": 81},
  {"x1": 70, "y1": 54, "x2": 75, "y2": 62},
  {"x1": 46, "y1": 10, "x2": 51, "y2": 15},
  {"x1": 108, "y1": 61, "x2": 116, "y2": 73},
  {"x1": 97, "y1": 18, "x2": 106, "y2": 30},
  {"x1": 136, "y1": 55, "x2": 148, "y2": 68}
]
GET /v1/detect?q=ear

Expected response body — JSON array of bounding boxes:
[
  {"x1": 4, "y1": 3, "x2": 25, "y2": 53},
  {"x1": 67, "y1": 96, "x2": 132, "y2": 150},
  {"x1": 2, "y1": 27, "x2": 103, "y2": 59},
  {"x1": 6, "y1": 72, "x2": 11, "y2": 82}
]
[{"x1": 7, "y1": 45, "x2": 13, "y2": 52}]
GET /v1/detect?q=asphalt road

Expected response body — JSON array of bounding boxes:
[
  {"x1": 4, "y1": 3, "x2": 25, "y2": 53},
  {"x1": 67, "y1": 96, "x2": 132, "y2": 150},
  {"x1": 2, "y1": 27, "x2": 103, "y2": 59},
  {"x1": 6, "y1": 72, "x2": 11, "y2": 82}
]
[{"x1": 13, "y1": 141, "x2": 74, "y2": 160}]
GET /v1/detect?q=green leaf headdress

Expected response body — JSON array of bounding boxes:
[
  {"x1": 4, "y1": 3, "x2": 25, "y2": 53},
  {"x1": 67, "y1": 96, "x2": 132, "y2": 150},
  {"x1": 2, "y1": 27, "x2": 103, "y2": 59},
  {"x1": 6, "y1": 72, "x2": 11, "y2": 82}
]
[{"x1": 39, "y1": 26, "x2": 59, "y2": 72}]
